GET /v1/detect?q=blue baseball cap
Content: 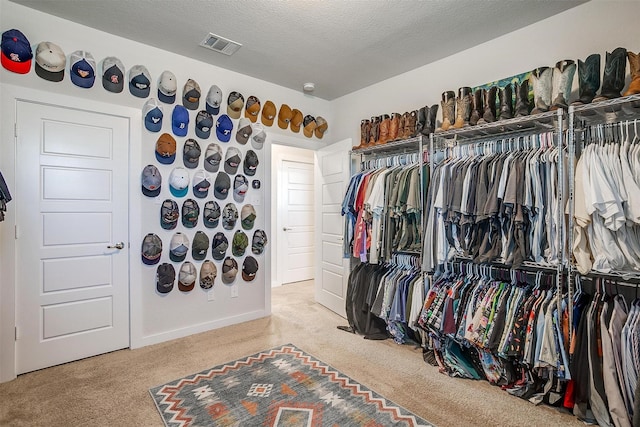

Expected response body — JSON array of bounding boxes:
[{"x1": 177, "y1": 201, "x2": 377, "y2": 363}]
[
  {"x1": 172, "y1": 105, "x2": 190, "y2": 137},
  {"x1": 1, "y1": 29, "x2": 32, "y2": 74},
  {"x1": 143, "y1": 98, "x2": 164, "y2": 132},
  {"x1": 216, "y1": 114, "x2": 233, "y2": 143},
  {"x1": 70, "y1": 50, "x2": 96, "y2": 88}
]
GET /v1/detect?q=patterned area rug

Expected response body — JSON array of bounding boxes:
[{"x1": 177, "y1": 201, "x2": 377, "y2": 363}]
[{"x1": 150, "y1": 344, "x2": 434, "y2": 426}]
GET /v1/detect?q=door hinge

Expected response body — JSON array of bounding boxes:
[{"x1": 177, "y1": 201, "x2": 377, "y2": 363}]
[
  {"x1": 14, "y1": 326, "x2": 18, "y2": 341},
  {"x1": 14, "y1": 225, "x2": 19, "y2": 239},
  {"x1": 14, "y1": 123, "x2": 17, "y2": 138}
]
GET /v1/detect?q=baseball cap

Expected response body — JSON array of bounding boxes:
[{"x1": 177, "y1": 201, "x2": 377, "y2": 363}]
[
  {"x1": 214, "y1": 172, "x2": 231, "y2": 200},
  {"x1": 200, "y1": 260, "x2": 217, "y2": 289},
  {"x1": 252, "y1": 229, "x2": 268, "y2": 255},
  {"x1": 158, "y1": 70, "x2": 177, "y2": 104},
  {"x1": 244, "y1": 96, "x2": 261, "y2": 122},
  {"x1": 70, "y1": 50, "x2": 96, "y2": 88},
  {"x1": 206, "y1": 85, "x2": 223, "y2": 115},
  {"x1": 183, "y1": 138, "x2": 201, "y2": 169},
  {"x1": 216, "y1": 114, "x2": 233, "y2": 143},
  {"x1": 169, "y1": 167, "x2": 190, "y2": 197},
  {"x1": 227, "y1": 91, "x2": 244, "y2": 119},
  {"x1": 251, "y1": 123, "x2": 266, "y2": 150},
  {"x1": 1, "y1": 29, "x2": 32, "y2": 74},
  {"x1": 236, "y1": 117, "x2": 253, "y2": 145},
  {"x1": 181, "y1": 198, "x2": 200, "y2": 228},
  {"x1": 192, "y1": 169, "x2": 211, "y2": 198},
  {"x1": 101, "y1": 56, "x2": 125, "y2": 92},
  {"x1": 278, "y1": 104, "x2": 293, "y2": 129},
  {"x1": 204, "y1": 143, "x2": 223, "y2": 173},
  {"x1": 211, "y1": 232, "x2": 228, "y2": 260},
  {"x1": 178, "y1": 261, "x2": 197, "y2": 292},
  {"x1": 144, "y1": 98, "x2": 164, "y2": 132},
  {"x1": 261, "y1": 101, "x2": 276, "y2": 126},
  {"x1": 232, "y1": 230, "x2": 249, "y2": 256},
  {"x1": 160, "y1": 199, "x2": 179, "y2": 230},
  {"x1": 290, "y1": 109, "x2": 304, "y2": 133},
  {"x1": 183, "y1": 79, "x2": 201, "y2": 110},
  {"x1": 141, "y1": 165, "x2": 162, "y2": 197},
  {"x1": 35, "y1": 41, "x2": 65, "y2": 82},
  {"x1": 129, "y1": 65, "x2": 152, "y2": 98},
  {"x1": 233, "y1": 175, "x2": 249, "y2": 203},
  {"x1": 224, "y1": 147, "x2": 242, "y2": 175},
  {"x1": 155, "y1": 133, "x2": 177, "y2": 164},
  {"x1": 191, "y1": 231, "x2": 209, "y2": 261},
  {"x1": 195, "y1": 110, "x2": 213, "y2": 139},
  {"x1": 241, "y1": 204, "x2": 257, "y2": 230},
  {"x1": 169, "y1": 232, "x2": 190, "y2": 262},
  {"x1": 222, "y1": 257, "x2": 238, "y2": 284},
  {"x1": 222, "y1": 203, "x2": 238, "y2": 230},
  {"x1": 303, "y1": 115, "x2": 317, "y2": 138},
  {"x1": 141, "y1": 233, "x2": 162, "y2": 265},
  {"x1": 203, "y1": 200, "x2": 221, "y2": 228},
  {"x1": 172, "y1": 105, "x2": 190, "y2": 137},
  {"x1": 243, "y1": 150, "x2": 259, "y2": 176},
  {"x1": 156, "y1": 263, "x2": 175, "y2": 294},
  {"x1": 242, "y1": 256, "x2": 259, "y2": 281},
  {"x1": 315, "y1": 116, "x2": 328, "y2": 139}
]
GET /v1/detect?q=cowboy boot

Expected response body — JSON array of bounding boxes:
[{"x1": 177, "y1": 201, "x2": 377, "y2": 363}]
[
  {"x1": 357, "y1": 119, "x2": 369, "y2": 149},
  {"x1": 530, "y1": 66, "x2": 552, "y2": 114},
  {"x1": 421, "y1": 105, "x2": 439, "y2": 135},
  {"x1": 469, "y1": 89, "x2": 484, "y2": 126},
  {"x1": 437, "y1": 91, "x2": 456, "y2": 131},
  {"x1": 477, "y1": 86, "x2": 497, "y2": 124},
  {"x1": 453, "y1": 87, "x2": 472, "y2": 128},
  {"x1": 550, "y1": 60, "x2": 576, "y2": 110},
  {"x1": 416, "y1": 106, "x2": 426, "y2": 135},
  {"x1": 572, "y1": 54, "x2": 600, "y2": 105},
  {"x1": 369, "y1": 116, "x2": 379, "y2": 145},
  {"x1": 514, "y1": 80, "x2": 531, "y2": 117},
  {"x1": 403, "y1": 110, "x2": 416, "y2": 138},
  {"x1": 498, "y1": 83, "x2": 514, "y2": 120},
  {"x1": 398, "y1": 112, "x2": 407, "y2": 139},
  {"x1": 624, "y1": 51, "x2": 640, "y2": 96},
  {"x1": 377, "y1": 114, "x2": 390, "y2": 145},
  {"x1": 388, "y1": 113, "x2": 400, "y2": 141},
  {"x1": 594, "y1": 47, "x2": 627, "y2": 102}
]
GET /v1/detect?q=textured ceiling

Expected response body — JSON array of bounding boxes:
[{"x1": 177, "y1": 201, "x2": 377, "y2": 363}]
[{"x1": 10, "y1": 0, "x2": 586, "y2": 100}]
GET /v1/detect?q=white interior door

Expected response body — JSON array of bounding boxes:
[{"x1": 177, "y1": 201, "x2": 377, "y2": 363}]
[
  {"x1": 281, "y1": 160, "x2": 315, "y2": 284},
  {"x1": 15, "y1": 100, "x2": 130, "y2": 374},
  {"x1": 314, "y1": 138, "x2": 352, "y2": 318}
]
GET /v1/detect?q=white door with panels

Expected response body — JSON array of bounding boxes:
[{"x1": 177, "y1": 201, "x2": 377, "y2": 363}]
[
  {"x1": 314, "y1": 139, "x2": 352, "y2": 318},
  {"x1": 15, "y1": 101, "x2": 130, "y2": 374}
]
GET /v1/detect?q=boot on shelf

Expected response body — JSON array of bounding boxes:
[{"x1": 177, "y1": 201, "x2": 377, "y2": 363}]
[
  {"x1": 573, "y1": 54, "x2": 600, "y2": 105},
  {"x1": 416, "y1": 106, "x2": 426, "y2": 135},
  {"x1": 477, "y1": 86, "x2": 497, "y2": 125},
  {"x1": 388, "y1": 113, "x2": 400, "y2": 141},
  {"x1": 514, "y1": 80, "x2": 530, "y2": 117},
  {"x1": 369, "y1": 116, "x2": 380, "y2": 145},
  {"x1": 437, "y1": 91, "x2": 456, "y2": 131},
  {"x1": 624, "y1": 51, "x2": 640, "y2": 96},
  {"x1": 453, "y1": 87, "x2": 472, "y2": 128},
  {"x1": 551, "y1": 60, "x2": 576, "y2": 110},
  {"x1": 398, "y1": 112, "x2": 407, "y2": 140},
  {"x1": 469, "y1": 89, "x2": 484, "y2": 126},
  {"x1": 498, "y1": 83, "x2": 514, "y2": 120},
  {"x1": 421, "y1": 105, "x2": 439, "y2": 135},
  {"x1": 357, "y1": 119, "x2": 370, "y2": 149},
  {"x1": 594, "y1": 47, "x2": 627, "y2": 102},
  {"x1": 405, "y1": 110, "x2": 418, "y2": 138},
  {"x1": 530, "y1": 66, "x2": 552, "y2": 114},
  {"x1": 377, "y1": 114, "x2": 390, "y2": 145}
]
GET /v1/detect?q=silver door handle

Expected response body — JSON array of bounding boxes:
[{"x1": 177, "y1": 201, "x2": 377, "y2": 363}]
[
  {"x1": 107, "y1": 242, "x2": 125, "y2": 250},
  {"x1": 283, "y1": 227, "x2": 293, "y2": 231}
]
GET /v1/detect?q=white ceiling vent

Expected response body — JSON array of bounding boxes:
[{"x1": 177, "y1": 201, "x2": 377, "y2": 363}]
[{"x1": 200, "y1": 33, "x2": 242, "y2": 56}]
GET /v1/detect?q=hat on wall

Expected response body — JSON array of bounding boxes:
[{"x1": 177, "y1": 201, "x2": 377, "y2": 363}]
[
  {"x1": 144, "y1": 98, "x2": 164, "y2": 132},
  {"x1": 241, "y1": 204, "x2": 256, "y2": 230},
  {"x1": 290, "y1": 109, "x2": 304, "y2": 133},
  {"x1": 204, "y1": 143, "x2": 223, "y2": 173},
  {"x1": 243, "y1": 150, "x2": 259, "y2": 176},
  {"x1": 222, "y1": 203, "x2": 238, "y2": 230},
  {"x1": 35, "y1": 41, "x2": 66, "y2": 82},
  {"x1": 235, "y1": 117, "x2": 253, "y2": 145},
  {"x1": 192, "y1": 169, "x2": 211, "y2": 198},
  {"x1": 70, "y1": 50, "x2": 96, "y2": 88},
  {"x1": 172, "y1": 105, "x2": 190, "y2": 137},
  {"x1": 261, "y1": 101, "x2": 276, "y2": 126},
  {"x1": 242, "y1": 256, "x2": 259, "y2": 281},
  {"x1": 101, "y1": 56, "x2": 125, "y2": 92},
  {"x1": 203, "y1": 200, "x2": 221, "y2": 228},
  {"x1": 303, "y1": 115, "x2": 317, "y2": 138},
  {"x1": 157, "y1": 70, "x2": 177, "y2": 104},
  {"x1": 211, "y1": 232, "x2": 228, "y2": 261},
  {"x1": 315, "y1": 116, "x2": 328, "y2": 139},
  {"x1": 227, "y1": 91, "x2": 244, "y2": 119},
  {"x1": 169, "y1": 167, "x2": 190, "y2": 197},
  {"x1": 278, "y1": 104, "x2": 293, "y2": 129},
  {"x1": 128, "y1": 64, "x2": 152, "y2": 98},
  {"x1": 224, "y1": 147, "x2": 242, "y2": 175},
  {"x1": 183, "y1": 79, "x2": 201, "y2": 110},
  {"x1": 222, "y1": 257, "x2": 238, "y2": 284},
  {"x1": 200, "y1": 260, "x2": 217, "y2": 289},
  {"x1": 233, "y1": 174, "x2": 249, "y2": 203},
  {"x1": 178, "y1": 261, "x2": 197, "y2": 292},
  {"x1": 252, "y1": 229, "x2": 268, "y2": 255},
  {"x1": 191, "y1": 230, "x2": 209, "y2": 261},
  {"x1": 160, "y1": 199, "x2": 179, "y2": 230},
  {"x1": 251, "y1": 123, "x2": 266, "y2": 150},
  {"x1": 141, "y1": 164, "x2": 162, "y2": 197},
  {"x1": 169, "y1": 232, "x2": 190, "y2": 262},
  {"x1": 206, "y1": 85, "x2": 223, "y2": 115},
  {"x1": 141, "y1": 233, "x2": 162, "y2": 265},
  {"x1": 1, "y1": 29, "x2": 32, "y2": 74},
  {"x1": 156, "y1": 263, "x2": 175, "y2": 293},
  {"x1": 214, "y1": 171, "x2": 231, "y2": 200},
  {"x1": 216, "y1": 114, "x2": 233, "y2": 142},
  {"x1": 195, "y1": 110, "x2": 213, "y2": 139},
  {"x1": 183, "y1": 138, "x2": 201, "y2": 169},
  {"x1": 155, "y1": 133, "x2": 177, "y2": 164},
  {"x1": 244, "y1": 96, "x2": 261, "y2": 122},
  {"x1": 232, "y1": 230, "x2": 248, "y2": 256},
  {"x1": 181, "y1": 198, "x2": 200, "y2": 228}
]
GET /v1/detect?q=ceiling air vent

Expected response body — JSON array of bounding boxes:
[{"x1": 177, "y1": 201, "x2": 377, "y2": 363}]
[{"x1": 200, "y1": 33, "x2": 242, "y2": 56}]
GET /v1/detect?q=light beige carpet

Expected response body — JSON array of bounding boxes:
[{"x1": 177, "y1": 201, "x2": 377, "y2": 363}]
[{"x1": 0, "y1": 280, "x2": 581, "y2": 426}]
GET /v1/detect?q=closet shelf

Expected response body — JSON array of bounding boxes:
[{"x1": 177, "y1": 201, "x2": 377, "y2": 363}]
[
  {"x1": 577, "y1": 269, "x2": 640, "y2": 283},
  {"x1": 570, "y1": 93, "x2": 640, "y2": 125},
  {"x1": 351, "y1": 135, "x2": 424, "y2": 155},
  {"x1": 452, "y1": 255, "x2": 560, "y2": 273}
]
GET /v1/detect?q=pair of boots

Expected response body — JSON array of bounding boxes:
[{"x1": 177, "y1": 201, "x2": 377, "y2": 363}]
[
  {"x1": 438, "y1": 88, "x2": 474, "y2": 130},
  {"x1": 417, "y1": 104, "x2": 439, "y2": 135},
  {"x1": 471, "y1": 83, "x2": 530, "y2": 125},
  {"x1": 530, "y1": 59, "x2": 577, "y2": 114},
  {"x1": 572, "y1": 48, "x2": 639, "y2": 104}
]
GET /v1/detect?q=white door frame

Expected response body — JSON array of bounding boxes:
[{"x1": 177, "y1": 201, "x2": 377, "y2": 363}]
[{"x1": 0, "y1": 85, "x2": 142, "y2": 382}]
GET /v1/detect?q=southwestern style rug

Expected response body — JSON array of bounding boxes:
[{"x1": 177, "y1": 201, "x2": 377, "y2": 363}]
[{"x1": 150, "y1": 344, "x2": 434, "y2": 427}]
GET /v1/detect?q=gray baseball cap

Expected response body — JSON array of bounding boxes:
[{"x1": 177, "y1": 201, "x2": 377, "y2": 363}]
[
  {"x1": 141, "y1": 165, "x2": 162, "y2": 197},
  {"x1": 191, "y1": 231, "x2": 209, "y2": 261},
  {"x1": 222, "y1": 256, "x2": 238, "y2": 284},
  {"x1": 183, "y1": 138, "x2": 201, "y2": 169},
  {"x1": 178, "y1": 261, "x2": 197, "y2": 291},
  {"x1": 204, "y1": 143, "x2": 223, "y2": 173}
]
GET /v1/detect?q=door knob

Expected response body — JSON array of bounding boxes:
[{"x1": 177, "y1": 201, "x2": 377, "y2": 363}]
[
  {"x1": 283, "y1": 227, "x2": 293, "y2": 231},
  {"x1": 107, "y1": 242, "x2": 125, "y2": 250}
]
